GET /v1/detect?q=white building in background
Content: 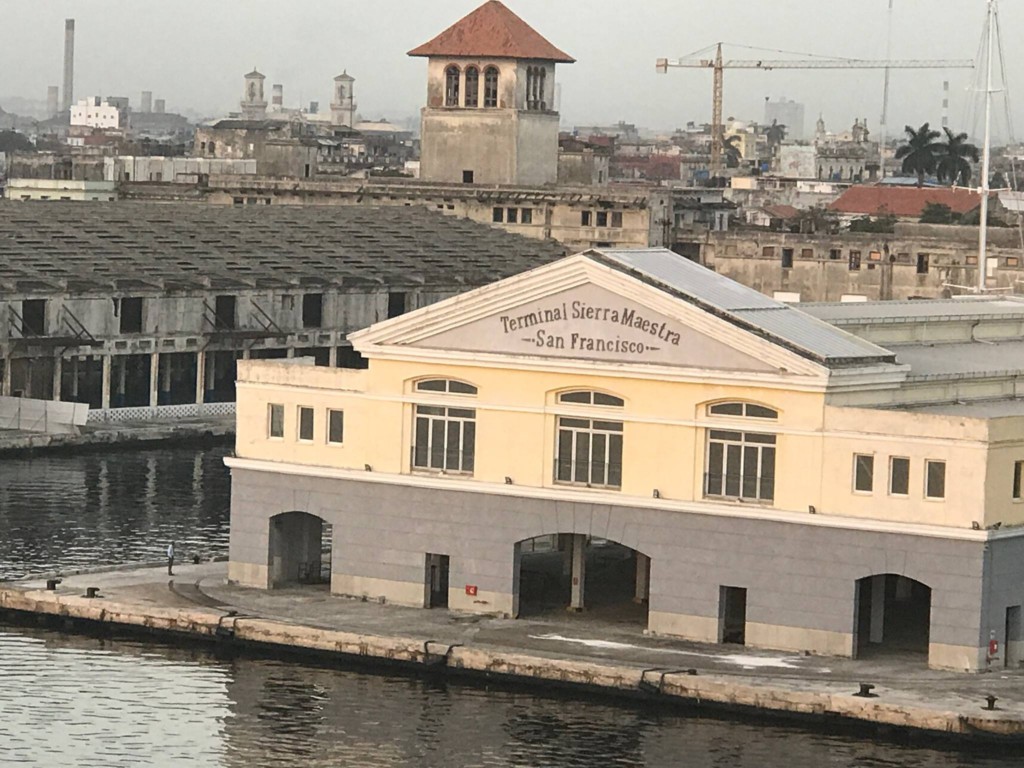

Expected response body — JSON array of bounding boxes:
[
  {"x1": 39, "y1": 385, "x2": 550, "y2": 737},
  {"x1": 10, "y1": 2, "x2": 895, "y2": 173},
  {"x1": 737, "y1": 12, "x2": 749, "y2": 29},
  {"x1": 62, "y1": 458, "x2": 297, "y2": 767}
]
[
  {"x1": 765, "y1": 97, "x2": 805, "y2": 141},
  {"x1": 70, "y1": 97, "x2": 123, "y2": 130}
]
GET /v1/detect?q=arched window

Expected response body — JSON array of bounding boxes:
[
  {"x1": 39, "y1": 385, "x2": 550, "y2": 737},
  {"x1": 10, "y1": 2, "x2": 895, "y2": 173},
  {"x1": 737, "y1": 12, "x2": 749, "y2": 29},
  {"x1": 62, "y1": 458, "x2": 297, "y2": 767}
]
[
  {"x1": 705, "y1": 401, "x2": 777, "y2": 503},
  {"x1": 707, "y1": 401, "x2": 778, "y2": 419},
  {"x1": 464, "y1": 67, "x2": 479, "y2": 108},
  {"x1": 445, "y1": 65, "x2": 461, "y2": 107},
  {"x1": 483, "y1": 66, "x2": 499, "y2": 108},
  {"x1": 416, "y1": 379, "x2": 477, "y2": 395},
  {"x1": 558, "y1": 391, "x2": 623, "y2": 407}
]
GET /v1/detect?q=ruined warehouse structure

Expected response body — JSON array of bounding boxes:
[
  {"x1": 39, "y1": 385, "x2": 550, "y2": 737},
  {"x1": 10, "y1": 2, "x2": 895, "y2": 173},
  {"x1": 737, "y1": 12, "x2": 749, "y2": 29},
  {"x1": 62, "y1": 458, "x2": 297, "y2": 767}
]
[{"x1": 0, "y1": 203, "x2": 565, "y2": 420}]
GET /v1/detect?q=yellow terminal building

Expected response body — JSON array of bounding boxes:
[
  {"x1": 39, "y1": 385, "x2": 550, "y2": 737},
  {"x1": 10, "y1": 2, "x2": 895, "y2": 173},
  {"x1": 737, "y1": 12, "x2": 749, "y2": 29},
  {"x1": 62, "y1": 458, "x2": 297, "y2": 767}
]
[{"x1": 226, "y1": 248, "x2": 1024, "y2": 671}]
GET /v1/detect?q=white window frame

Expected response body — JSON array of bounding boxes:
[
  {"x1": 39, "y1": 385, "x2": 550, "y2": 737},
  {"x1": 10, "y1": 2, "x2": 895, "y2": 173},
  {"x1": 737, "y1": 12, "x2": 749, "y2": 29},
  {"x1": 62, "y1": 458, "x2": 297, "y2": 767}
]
[
  {"x1": 412, "y1": 405, "x2": 475, "y2": 474},
  {"x1": 297, "y1": 406, "x2": 315, "y2": 443},
  {"x1": 705, "y1": 429, "x2": 776, "y2": 503},
  {"x1": 268, "y1": 403, "x2": 284, "y2": 439},
  {"x1": 889, "y1": 456, "x2": 910, "y2": 497},
  {"x1": 555, "y1": 416, "x2": 623, "y2": 490},
  {"x1": 853, "y1": 453, "x2": 874, "y2": 494},
  {"x1": 327, "y1": 408, "x2": 344, "y2": 445},
  {"x1": 924, "y1": 459, "x2": 946, "y2": 500}
]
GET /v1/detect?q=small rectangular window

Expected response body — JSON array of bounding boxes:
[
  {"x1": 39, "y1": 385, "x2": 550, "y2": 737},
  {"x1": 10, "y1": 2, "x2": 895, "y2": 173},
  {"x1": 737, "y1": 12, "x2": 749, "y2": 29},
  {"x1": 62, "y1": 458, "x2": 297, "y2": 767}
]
[
  {"x1": 917, "y1": 253, "x2": 930, "y2": 274},
  {"x1": 829, "y1": 248, "x2": 842, "y2": 260},
  {"x1": 492, "y1": 206, "x2": 503, "y2": 223},
  {"x1": 853, "y1": 454, "x2": 874, "y2": 493},
  {"x1": 869, "y1": 251, "x2": 882, "y2": 261},
  {"x1": 298, "y1": 406, "x2": 314, "y2": 441},
  {"x1": 762, "y1": 246, "x2": 775, "y2": 258},
  {"x1": 581, "y1": 211, "x2": 592, "y2": 226},
  {"x1": 506, "y1": 208, "x2": 518, "y2": 223},
  {"x1": 889, "y1": 456, "x2": 910, "y2": 496},
  {"x1": 521, "y1": 208, "x2": 533, "y2": 224},
  {"x1": 120, "y1": 297, "x2": 144, "y2": 334},
  {"x1": 925, "y1": 459, "x2": 946, "y2": 499},
  {"x1": 781, "y1": 248, "x2": 794, "y2": 269},
  {"x1": 611, "y1": 211, "x2": 623, "y2": 228},
  {"x1": 302, "y1": 293, "x2": 323, "y2": 329},
  {"x1": 268, "y1": 403, "x2": 284, "y2": 438},
  {"x1": 21, "y1": 299, "x2": 46, "y2": 336},
  {"x1": 327, "y1": 409, "x2": 344, "y2": 444},
  {"x1": 462, "y1": 170, "x2": 474, "y2": 184},
  {"x1": 596, "y1": 211, "x2": 608, "y2": 227},
  {"x1": 214, "y1": 295, "x2": 236, "y2": 329},
  {"x1": 1013, "y1": 460, "x2": 1023, "y2": 500},
  {"x1": 848, "y1": 251, "x2": 861, "y2": 271},
  {"x1": 801, "y1": 248, "x2": 814, "y2": 260},
  {"x1": 388, "y1": 292, "x2": 407, "y2": 319}
]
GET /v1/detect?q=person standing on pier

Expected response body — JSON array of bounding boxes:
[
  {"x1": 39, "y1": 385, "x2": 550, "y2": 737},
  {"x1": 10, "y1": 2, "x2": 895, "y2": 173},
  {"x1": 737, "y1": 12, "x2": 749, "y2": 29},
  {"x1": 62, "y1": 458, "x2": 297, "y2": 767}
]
[{"x1": 167, "y1": 542, "x2": 175, "y2": 576}]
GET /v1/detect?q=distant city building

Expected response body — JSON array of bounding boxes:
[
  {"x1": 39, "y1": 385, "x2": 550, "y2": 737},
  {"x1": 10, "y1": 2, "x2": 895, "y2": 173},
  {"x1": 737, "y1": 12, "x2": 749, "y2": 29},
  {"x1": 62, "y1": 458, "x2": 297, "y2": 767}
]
[
  {"x1": 408, "y1": 0, "x2": 575, "y2": 185},
  {"x1": 70, "y1": 97, "x2": 124, "y2": 130},
  {"x1": 764, "y1": 97, "x2": 805, "y2": 141},
  {"x1": 241, "y1": 70, "x2": 268, "y2": 120},
  {"x1": 330, "y1": 72, "x2": 356, "y2": 127}
]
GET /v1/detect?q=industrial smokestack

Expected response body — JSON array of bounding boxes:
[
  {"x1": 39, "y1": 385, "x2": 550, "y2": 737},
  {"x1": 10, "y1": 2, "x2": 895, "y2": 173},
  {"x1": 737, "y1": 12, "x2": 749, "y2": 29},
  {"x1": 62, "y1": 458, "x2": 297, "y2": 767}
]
[
  {"x1": 47, "y1": 86, "x2": 59, "y2": 118},
  {"x1": 62, "y1": 19, "x2": 75, "y2": 112},
  {"x1": 141, "y1": 91, "x2": 153, "y2": 114},
  {"x1": 272, "y1": 84, "x2": 283, "y2": 107},
  {"x1": 154, "y1": 99, "x2": 165, "y2": 114}
]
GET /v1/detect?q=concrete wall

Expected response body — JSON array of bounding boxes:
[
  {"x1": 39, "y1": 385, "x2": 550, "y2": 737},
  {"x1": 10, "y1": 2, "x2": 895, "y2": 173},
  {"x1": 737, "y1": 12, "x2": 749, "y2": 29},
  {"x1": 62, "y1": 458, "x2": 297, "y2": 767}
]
[{"x1": 229, "y1": 466, "x2": 993, "y2": 670}]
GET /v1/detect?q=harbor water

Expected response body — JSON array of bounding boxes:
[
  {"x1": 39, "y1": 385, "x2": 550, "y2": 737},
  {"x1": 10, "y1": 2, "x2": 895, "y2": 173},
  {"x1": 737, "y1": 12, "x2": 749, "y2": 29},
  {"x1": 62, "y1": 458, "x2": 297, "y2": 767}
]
[{"x1": 0, "y1": 446, "x2": 1018, "y2": 767}]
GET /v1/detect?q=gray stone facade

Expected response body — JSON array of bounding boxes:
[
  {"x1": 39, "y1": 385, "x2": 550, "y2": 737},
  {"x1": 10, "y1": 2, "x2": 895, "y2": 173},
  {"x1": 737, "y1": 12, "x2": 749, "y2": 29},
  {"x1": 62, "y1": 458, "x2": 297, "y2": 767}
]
[{"x1": 229, "y1": 466, "x2": 1015, "y2": 670}]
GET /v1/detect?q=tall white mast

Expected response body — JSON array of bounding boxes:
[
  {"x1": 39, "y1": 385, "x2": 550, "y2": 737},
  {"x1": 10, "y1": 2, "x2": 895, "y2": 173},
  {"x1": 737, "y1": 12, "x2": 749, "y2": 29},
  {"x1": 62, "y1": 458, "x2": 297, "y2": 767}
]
[{"x1": 977, "y1": 0, "x2": 996, "y2": 292}]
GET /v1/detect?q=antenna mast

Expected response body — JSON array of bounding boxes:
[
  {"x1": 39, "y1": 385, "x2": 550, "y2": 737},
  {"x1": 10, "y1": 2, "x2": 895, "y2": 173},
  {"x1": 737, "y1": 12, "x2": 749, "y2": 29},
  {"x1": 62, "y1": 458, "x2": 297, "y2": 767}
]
[{"x1": 977, "y1": 0, "x2": 996, "y2": 292}]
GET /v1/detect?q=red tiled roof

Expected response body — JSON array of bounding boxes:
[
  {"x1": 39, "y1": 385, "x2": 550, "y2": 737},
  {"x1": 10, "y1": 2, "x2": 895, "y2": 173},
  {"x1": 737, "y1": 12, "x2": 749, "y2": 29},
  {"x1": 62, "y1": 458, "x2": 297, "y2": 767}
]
[
  {"x1": 408, "y1": 1, "x2": 575, "y2": 63},
  {"x1": 827, "y1": 185, "x2": 982, "y2": 218}
]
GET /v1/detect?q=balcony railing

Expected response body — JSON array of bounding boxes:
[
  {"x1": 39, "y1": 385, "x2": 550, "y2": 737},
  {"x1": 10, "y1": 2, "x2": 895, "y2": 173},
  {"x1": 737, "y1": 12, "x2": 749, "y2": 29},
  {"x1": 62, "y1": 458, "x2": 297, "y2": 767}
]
[
  {"x1": 553, "y1": 459, "x2": 622, "y2": 490},
  {"x1": 410, "y1": 445, "x2": 474, "y2": 475},
  {"x1": 704, "y1": 472, "x2": 774, "y2": 503}
]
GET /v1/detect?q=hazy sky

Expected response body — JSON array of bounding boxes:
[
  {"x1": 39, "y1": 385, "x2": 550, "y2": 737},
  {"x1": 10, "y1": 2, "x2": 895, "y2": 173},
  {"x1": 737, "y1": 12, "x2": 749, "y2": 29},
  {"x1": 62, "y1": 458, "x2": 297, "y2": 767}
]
[{"x1": 2, "y1": 0, "x2": 1020, "y2": 141}]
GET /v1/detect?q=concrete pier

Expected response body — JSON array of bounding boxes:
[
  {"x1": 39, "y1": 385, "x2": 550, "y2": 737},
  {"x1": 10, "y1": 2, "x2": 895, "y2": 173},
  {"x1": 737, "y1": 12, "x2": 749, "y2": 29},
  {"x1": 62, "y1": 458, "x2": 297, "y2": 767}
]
[
  {"x1": 3, "y1": 562, "x2": 1024, "y2": 742},
  {"x1": 0, "y1": 416, "x2": 233, "y2": 456}
]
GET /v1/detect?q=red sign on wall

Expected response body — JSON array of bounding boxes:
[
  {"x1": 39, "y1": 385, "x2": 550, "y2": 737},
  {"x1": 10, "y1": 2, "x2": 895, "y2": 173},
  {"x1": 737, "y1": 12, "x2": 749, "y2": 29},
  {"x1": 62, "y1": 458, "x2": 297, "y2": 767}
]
[{"x1": 465, "y1": 585, "x2": 478, "y2": 596}]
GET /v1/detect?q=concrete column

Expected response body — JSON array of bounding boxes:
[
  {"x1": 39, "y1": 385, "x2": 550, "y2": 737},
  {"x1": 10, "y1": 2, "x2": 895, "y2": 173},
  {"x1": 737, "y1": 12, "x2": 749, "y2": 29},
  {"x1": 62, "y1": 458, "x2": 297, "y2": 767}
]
[
  {"x1": 70, "y1": 357, "x2": 79, "y2": 399},
  {"x1": 101, "y1": 355, "x2": 111, "y2": 409},
  {"x1": 2, "y1": 358, "x2": 12, "y2": 396},
  {"x1": 328, "y1": 345, "x2": 338, "y2": 367},
  {"x1": 870, "y1": 574, "x2": 886, "y2": 644},
  {"x1": 559, "y1": 533, "x2": 572, "y2": 576},
  {"x1": 195, "y1": 350, "x2": 206, "y2": 405},
  {"x1": 116, "y1": 357, "x2": 127, "y2": 399},
  {"x1": 52, "y1": 356, "x2": 63, "y2": 401},
  {"x1": 286, "y1": 347, "x2": 296, "y2": 358},
  {"x1": 569, "y1": 534, "x2": 586, "y2": 612},
  {"x1": 148, "y1": 352, "x2": 159, "y2": 408},
  {"x1": 634, "y1": 553, "x2": 650, "y2": 603}
]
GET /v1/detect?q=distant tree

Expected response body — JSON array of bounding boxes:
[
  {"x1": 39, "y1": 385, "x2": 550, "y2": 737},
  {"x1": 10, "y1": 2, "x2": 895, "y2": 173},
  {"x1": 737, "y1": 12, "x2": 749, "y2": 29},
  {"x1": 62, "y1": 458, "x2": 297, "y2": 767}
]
[
  {"x1": 0, "y1": 130, "x2": 34, "y2": 153},
  {"x1": 848, "y1": 215, "x2": 896, "y2": 233},
  {"x1": 765, "y1": 120, "x2": 787, "y2": 148},
  {"x1": 935, "y1": 128, "x2": 979, "y2": 186},
  {"x1": 895, "y1": 123, "x2": 941, "y2": 187},
  {"x1": 723, "y1": 134, "x2": 742, "y2": 168},
  {"x1": 919, "y1": 202, "x2": 955, "y2": 224}
]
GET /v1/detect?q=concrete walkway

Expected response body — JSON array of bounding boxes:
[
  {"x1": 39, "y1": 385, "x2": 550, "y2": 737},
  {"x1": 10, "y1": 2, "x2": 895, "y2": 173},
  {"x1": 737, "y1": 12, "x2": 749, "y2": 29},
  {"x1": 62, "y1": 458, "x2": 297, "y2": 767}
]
[
  {"x1": 9, "y1": 561, "x2": 1024, "y2": 739},
  {"x1": 0, "y1": 416, "x2": 233, "y2": 455}
]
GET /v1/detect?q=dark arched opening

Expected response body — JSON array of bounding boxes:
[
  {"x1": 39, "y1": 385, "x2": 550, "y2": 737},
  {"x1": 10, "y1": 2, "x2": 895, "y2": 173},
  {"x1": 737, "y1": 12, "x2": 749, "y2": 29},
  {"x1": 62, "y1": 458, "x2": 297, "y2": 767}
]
[
  {"x1": 268, "y1": 511, "x2": 332, "y2": 588},
  {"x1": 854, "y1": 574, "x2": 931, "y2": 658},
  {"x1": 513, "y1": 534, "x2": 649, "y2": 626}
]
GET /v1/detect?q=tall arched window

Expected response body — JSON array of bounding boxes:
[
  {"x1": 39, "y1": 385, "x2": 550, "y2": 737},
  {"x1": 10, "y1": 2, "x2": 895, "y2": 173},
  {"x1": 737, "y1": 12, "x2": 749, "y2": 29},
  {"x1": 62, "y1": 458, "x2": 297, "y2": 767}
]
[
  {"x1": 555, "y1": 390, "x2": 624, "y2": 489},
  {"x1": 704, "y1": 401, "x2": 778, "y2": 502},
  {"x1": 445, "y1": 65, "x2": 461, "y2": 107},
  {"x1": 483, "y1": 66, "x2": 499, "y2": 108},
  {"x1": 464, "y1": 67, "x2": 480, "y2": 108},
  {"x1": 412, "y1": 379, "x2": 477, "y2": 474}
]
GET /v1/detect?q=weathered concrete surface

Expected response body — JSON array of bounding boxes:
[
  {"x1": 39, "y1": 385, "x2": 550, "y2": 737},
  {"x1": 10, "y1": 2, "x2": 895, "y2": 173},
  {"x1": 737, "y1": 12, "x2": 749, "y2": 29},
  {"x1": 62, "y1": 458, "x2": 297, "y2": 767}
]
[
  {"x1": 0, "y1": 416, "x2": 233, "y2": 456},
  {"x1": 4, "y1": 562, "x2": 1024, "y2": 740}
]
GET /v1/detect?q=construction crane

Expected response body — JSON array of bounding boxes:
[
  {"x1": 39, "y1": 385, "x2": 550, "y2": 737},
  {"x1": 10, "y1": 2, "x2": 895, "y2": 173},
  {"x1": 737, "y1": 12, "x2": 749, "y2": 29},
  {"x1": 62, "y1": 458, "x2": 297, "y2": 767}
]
[{"x1": 656, "y1": 44, "x2": 975, "y2": 173}]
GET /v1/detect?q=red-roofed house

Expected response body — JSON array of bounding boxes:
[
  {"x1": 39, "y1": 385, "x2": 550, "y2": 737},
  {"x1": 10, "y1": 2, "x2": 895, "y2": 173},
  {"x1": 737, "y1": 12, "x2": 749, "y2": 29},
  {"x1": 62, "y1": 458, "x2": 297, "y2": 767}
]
[
  {"x1": 828, "y1": 185, "x2": 984, "y2": 220},
  {"x1": 408, "y1": 1, "x2": 574, "y2": 185}
]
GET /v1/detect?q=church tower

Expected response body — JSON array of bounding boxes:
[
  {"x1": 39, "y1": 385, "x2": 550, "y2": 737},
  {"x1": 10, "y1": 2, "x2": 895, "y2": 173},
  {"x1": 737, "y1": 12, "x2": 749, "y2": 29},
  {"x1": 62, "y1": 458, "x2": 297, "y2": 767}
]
[
  {"x1": 241, "y1": 69, "x2": 267, "y2": 120},
  {"x1": 408, "y1": 0, "x2": 574, "y2": 185},
  {"x1": 331, "y1": 71, "x2": 356, "y2": 127}
]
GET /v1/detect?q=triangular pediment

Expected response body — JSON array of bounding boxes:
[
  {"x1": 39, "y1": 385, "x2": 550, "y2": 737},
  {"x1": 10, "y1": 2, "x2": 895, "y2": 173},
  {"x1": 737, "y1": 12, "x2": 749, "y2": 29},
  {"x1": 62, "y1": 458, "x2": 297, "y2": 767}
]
[
  {"x1": 413, "y1": 282, "x2": 776, "y2": 372},
  {"x1": 353, "y1": 254, "x2": 827, "y2": 379}
]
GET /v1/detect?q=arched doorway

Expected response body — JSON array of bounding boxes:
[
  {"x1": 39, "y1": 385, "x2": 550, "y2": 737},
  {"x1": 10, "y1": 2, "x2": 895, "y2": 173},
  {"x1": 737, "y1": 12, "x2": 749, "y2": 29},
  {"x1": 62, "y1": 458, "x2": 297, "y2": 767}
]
[
  {"x1": 268, "y1": 512, "x2": 332, "y2": 588},
  {"x1": 854, "y1": 574, "x2": 931, "y2": 658},
  {"x1": 513, "y1": 534, "x2": 649, "y2": 625}
]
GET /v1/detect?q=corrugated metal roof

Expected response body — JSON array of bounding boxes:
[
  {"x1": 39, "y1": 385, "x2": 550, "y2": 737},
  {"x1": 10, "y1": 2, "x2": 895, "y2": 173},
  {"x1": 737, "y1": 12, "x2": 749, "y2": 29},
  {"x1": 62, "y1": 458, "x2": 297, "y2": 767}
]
[
  {"x1": 591, "y1": 248, "x2": 895, "y2": 366},
  {"x1": 803, "y1": 297, "x2": 1024, "y2": 324}
]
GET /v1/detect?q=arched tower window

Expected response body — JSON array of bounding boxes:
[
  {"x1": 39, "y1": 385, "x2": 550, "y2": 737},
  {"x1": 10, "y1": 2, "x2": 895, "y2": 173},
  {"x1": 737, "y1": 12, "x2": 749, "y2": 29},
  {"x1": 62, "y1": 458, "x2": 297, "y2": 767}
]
[
  {"x1": 445, "y1": 65, "x2": 461, "y2": 107},
  {"x1": 483, "y1": 66, "x2": 499, "y2": 108},
  {"x1": 464, "y1": 67, "x2": 479, "y2": 108}
]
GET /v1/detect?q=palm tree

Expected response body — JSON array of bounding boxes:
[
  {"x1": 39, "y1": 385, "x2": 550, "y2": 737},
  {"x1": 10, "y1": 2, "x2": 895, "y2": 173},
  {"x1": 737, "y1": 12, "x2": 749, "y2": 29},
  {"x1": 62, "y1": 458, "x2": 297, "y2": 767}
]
[
  {"x1": 895, "y1": 123, "x2": 941, "y2": 186},
  {"x1": 935, "y1": 127, "x2": 979, "y2": 186},
  {"x1": 723, "y1": 135, "x2": 742, "y2": 168}
]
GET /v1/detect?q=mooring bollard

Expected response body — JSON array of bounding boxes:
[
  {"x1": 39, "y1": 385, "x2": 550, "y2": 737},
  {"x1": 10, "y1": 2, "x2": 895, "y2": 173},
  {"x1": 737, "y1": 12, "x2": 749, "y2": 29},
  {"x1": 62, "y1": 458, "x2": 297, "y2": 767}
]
[
  {"x1": 854, "y1": 683, "x2": 876, "y2": 698},
  {"x1": 84, "y1": 587, "x2": 100, "y2": 599},
  {"x1": 985, "y1": 695, "x2": 999, "y2": 711},
  {"x1": 46, "y1": 578, "x2": 61, "y2": 591}
]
